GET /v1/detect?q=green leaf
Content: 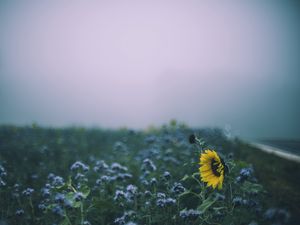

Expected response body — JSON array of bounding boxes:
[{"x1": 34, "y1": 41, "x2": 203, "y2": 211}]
[
  {"x1": 65, "y1": 192, "x2": 81, "y2": 208},
  {"x1": 241, "y1": 181, "x2": 264, "y2": 194},
  {"x1": 197, "y1": 195, "x2": 217, "y2": 212},
  {"x1": 66, "y1": 176, "x2": 72, "y2": 187},
  {"x1": 79, "y1": 184, "x2": 90, "y2": 198},
  {"x1": 178, "y1": 190, "x2": 191, "y2": 198},
  {"x1": 181, "y1": 174, "x2": 190, "y2": 181}
]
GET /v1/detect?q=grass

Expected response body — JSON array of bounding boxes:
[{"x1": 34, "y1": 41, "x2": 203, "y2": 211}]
[{"x1": 233, "y1": 141, "x2": 300, "y2": 225}]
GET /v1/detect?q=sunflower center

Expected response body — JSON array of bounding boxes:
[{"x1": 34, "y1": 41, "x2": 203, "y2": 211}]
[{"x1": 211, "y1": 159, "x2": 221, "y2": 177}]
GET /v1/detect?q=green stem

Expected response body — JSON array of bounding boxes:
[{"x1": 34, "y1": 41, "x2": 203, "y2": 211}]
[
  {"x1": 80, "y1": 202, "x2": 84, "y2": 225},
  {"x1": 29, "y1": 197, "x2": 35, "y2": 218},
  {"x1": 64, "y1": 209, "x2": 73, "y2": 225},
  {"x1": 179, "y1": 191, "x2": 202, "y2": 200}
]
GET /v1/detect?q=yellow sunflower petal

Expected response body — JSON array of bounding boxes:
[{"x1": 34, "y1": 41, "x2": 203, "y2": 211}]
[{"x1": 198, "y1": 149, "x2": 225, "y2": 190}]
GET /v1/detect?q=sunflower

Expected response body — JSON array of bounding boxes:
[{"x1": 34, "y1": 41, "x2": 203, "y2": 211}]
[{"x1": 199, "y1": 150, "x2": 225, "y2": 190}]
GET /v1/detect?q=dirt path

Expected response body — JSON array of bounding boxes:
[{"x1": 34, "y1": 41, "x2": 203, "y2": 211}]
[{"x1": 250, "y1": 142, "x2": 300, "y2": 163}]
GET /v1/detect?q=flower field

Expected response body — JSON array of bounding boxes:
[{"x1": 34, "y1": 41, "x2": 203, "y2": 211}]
[{"x1": 0, "y1": 123, "x2": 298, "y2": 225}]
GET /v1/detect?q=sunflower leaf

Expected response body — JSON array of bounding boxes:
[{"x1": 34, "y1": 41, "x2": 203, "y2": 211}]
[
  {"x1": 197, "y1": 195, "x2": 217, "y2": 212},
  {"x1": 181, "y1": 174, "x2": 190, "y2": 181}
]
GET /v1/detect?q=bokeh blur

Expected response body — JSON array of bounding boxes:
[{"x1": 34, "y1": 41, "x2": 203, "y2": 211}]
[{"x1": 1, "y1": 0, "x2": 299, "y2": 139}]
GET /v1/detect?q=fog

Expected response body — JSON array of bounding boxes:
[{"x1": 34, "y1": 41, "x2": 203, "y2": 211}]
[{"x1": 0, "y1": 0, "x2": 299, "y2": 139}]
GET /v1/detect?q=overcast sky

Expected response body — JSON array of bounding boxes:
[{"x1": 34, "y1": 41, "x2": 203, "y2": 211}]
[{"x1": 0, "y1": 0, "x2": 299, "y2": 139}]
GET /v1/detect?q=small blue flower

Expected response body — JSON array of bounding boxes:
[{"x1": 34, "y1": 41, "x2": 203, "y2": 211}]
[
  {"x1": 47, "y1": 173, "x2": 55, "y2": 180},
  {"x1": 74, "y1": 173, "x2": 88, "y2": 183},
  {"x1": 54, "y1": 193, "x2": 65, "y2": 204},
  {"x1": 162, "y1": 171, "x2": 171, "y2": 180},
  {"x1": 15, "y1": 209, "x2": 24, "y2": 216},
  {"x1": 94, "y1": 160, "x2": 109, "y2": 172},
  {"x1": 126, "y1": 185, "x2": 137, "y2": 195},
  {"x1": 52, "y1": 176, "x2": 64, "y2": 187},
  {"x1": 114, "y1": 216, "x2": 125, "y2": 225},
  {"x1": 74, "y1": 192, "x2": 84, "y2": 202},
  {"x1": 52, "y1": 205, "x2": 64, "y2": 217},
  {"x1": 179, "y1": 209, "x2": 202, "y2": 220},
  {"x1": 45, "y1": 183, "x2": 52, "y2": 189},
  {"x1": 157, "y1": 192, "x2": 166, "y2": 199},
  {"x1": 232, "y1": 197, "x2": 243, "y2": 206},
  {"x1": 70, "y1": 161, "x2": 89, "y2": 172},
  {"x1": 111, "y1": 163, "x2": 128, "y2": 172},
  {"x1": 41, "y1": 188, "x2": 51, "y2": 198},
  {"x1": 144, "y1": 191, "x2": 152, "y2": 197},
  {"x1": 38, "y1": 203, "x2": 47, "y2": 211},
  {"x1": 0, "y1": 179, "x2": 6, "y2": 187},
  {"x1": 117, "y1": 173, "x2": 133, "y2": 180},
  {"x1": 150, "y1": 178, "x2": 157, "y2": 186},
  {"x1": 114, "y1": 190, "x2": 126, "y2": 201},
  {"x1": 165, "y1": 198, "x2": 176, "y2": 206},
  {"x1": 22, "y1": 188, "x2": 34, "y2": 197},
  {"x1": 171, "y1": 182, "x2": 185, "y2": 194},
  {"x1": 240, "y1": 168, "x2": 253, "y2": 178},
  {"x1": 0, "y1": 165, "x2": 6, "y2": 177},
  {"x1": 100, "y1": 175, "x2": 109, "y2": 182},
  {"x1": 64, "y1": 199, "x2": 73, "y2": 209},
  {"x1": 144, "y1": 135, "x2": 157, "y2": 144},
  {"x1": 142, "y1": 159, "x2": 156, "y2": 172},
  {"x1": 156, "y1": 198, "x2": 166, "y2": 207}
]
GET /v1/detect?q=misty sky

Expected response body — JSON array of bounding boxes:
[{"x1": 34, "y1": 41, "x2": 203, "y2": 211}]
[{"x1": 0, "y1": 0, "x2": 300, "y2": 139}]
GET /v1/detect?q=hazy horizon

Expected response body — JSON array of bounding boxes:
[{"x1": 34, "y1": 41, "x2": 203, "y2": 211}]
[{"x1": 1, "y1": 0, "x2": 300, "y2": 139}]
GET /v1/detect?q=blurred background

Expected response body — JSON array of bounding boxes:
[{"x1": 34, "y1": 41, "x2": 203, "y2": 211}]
[{"x1": 0, "y1": 0, "x2": 299, "y2": 140}]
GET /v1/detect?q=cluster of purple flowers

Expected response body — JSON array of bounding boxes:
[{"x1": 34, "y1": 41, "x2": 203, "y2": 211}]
[
  {"x1": 155, "y1": 192, "x2": 176, "y2": 208},
  {"x1": 0, "y1": 164, "x2": 6, "y2": 187},
  {"x1": 93, "y1": 160, "x2": 109, "y2": 172},
  {"x1": 114, "y1": 184, "x2": 138, "y2": 203},
  {"x1": 179, "y1": 209, "x2": 202, "y2": 220},
  {"x1": 171, "y1": 182, "x2": 186, "y2": 195},
  {"x1": 74, "y1": 173, "x2": 88, "y2": 183},
  {"x1": 41, "y1": 185, "x2": 51, "y2": 198},
  {"x1": 111, "y1": 163, "x2": 128, "y2": 172},
  {"x1": 74, "y1": 192, "x2": 84, "y2": 202},
  {"x1": 54, "y1": 193, "x2": 65, "y2": 203},
  {"x1": 52, "y1": 205, "x2": 64, "y2": 217},
  {"x1": 236, "y1": 167, "x2": 254, "y2": 183},
  {"x1": 232, "y1": 197, "x2": 260, "y2": 210},
  {"x1": 264, "y1": 208, "x2": 290, "y2": 224},
  {"x1": 144, "y1": 135, "x2": 158, "y2": 144},
  {"x1": 114, "y1": 210, "x2": 136, "y2": 225},
  {"x1": 22, "y1": 188, "x2": 34, "y2": 197},
  {"x1": 47, "y1": 173, "x2": 65, "y2": 187},
  {"x1": 12, "y1": 184, "x2": 21, "y2": 198},
  {"x1": 93, "y1": 161, "x2": 133, "y2": 189},
  {"x1": 15, "y1": 209, "x2": 25, "y2": 216},
  {"x1": 162, "y1": 171, "x2": 171, "y2": 180},
  {"x1": 142, "y1": 159, "x2": 156, "y2": 172},
  {"x1": 70, "y1": 161, "x2": 89, "y2": 172}
]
